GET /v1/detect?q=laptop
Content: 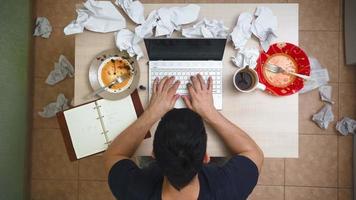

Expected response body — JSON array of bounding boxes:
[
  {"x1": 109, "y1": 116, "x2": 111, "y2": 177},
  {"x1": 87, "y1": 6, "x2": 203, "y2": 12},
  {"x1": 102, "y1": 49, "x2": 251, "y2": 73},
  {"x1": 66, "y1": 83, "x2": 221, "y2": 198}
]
[{"x1": 144, "y1": 38, "x2": 227, "y2": 110}]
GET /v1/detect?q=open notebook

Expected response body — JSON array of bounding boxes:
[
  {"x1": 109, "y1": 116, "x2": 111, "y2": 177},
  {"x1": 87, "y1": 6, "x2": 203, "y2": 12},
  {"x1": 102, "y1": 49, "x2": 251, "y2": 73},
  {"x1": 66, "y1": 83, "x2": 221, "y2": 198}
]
[{"x1": 57, "y1": 90, "x2": 150, "y2": 160}]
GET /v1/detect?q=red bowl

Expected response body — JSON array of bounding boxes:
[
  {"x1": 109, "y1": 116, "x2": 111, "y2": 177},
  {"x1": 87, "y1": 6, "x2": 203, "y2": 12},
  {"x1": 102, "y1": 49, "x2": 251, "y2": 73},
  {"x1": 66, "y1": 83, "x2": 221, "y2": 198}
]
[{"x1": 256, "y1": 42, "x2": 311, "y2": 96}]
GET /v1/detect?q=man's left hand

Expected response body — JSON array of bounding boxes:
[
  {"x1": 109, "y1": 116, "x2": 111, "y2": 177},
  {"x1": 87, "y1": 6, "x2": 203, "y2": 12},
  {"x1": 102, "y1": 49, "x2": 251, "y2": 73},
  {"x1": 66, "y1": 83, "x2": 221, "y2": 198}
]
[{"x1": 146, "y1": 76, "x2": 180, "y2": 120}]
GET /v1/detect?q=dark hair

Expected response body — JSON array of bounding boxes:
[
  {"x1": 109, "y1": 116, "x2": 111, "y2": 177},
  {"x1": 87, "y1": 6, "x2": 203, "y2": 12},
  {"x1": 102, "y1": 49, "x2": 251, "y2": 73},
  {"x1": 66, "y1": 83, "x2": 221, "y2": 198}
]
[{"x1": 153, "y1": 108, "x2": 207, "y2": 190}]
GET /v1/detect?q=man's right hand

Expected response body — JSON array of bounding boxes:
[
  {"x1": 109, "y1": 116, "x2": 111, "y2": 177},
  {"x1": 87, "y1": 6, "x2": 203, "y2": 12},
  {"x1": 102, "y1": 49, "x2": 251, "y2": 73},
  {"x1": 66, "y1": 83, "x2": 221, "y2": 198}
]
[{"x1": 182, "y1": 74, "x2": 218, "y2": 120}]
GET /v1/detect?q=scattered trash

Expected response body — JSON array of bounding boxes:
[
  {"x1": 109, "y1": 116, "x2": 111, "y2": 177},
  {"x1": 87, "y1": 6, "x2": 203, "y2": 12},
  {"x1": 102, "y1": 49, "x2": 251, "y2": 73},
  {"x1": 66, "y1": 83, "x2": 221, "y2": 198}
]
[
  {"x1": 38, "y1": 93, "x2": 69, "y2": 118},
  {"x1": 336, "y1": 117, "x2": 356, "y2": 136},
  {"x1": 33, "y1": 17, "x2": 52, "y2": 38},
  {"x1": 46, "y1": 55, "x2": 74, "y2": 85},
  {"x1": 312, "y1": 104, "x2": 334, "y2": 129}
]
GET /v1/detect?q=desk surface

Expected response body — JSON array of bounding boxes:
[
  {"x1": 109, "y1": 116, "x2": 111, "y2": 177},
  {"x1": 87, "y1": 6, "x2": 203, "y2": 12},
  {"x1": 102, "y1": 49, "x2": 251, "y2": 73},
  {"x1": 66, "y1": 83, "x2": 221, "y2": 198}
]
[{"x1": 74, "y1": 3, "x2": 299, "y2": 158}]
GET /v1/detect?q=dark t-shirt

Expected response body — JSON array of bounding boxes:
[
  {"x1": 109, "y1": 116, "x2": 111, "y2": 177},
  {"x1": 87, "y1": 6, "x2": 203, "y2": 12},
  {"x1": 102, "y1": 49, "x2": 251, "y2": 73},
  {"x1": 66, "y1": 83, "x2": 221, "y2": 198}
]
[{"x1": 108, "y1": 155, "x2": 259, "y2": 200}]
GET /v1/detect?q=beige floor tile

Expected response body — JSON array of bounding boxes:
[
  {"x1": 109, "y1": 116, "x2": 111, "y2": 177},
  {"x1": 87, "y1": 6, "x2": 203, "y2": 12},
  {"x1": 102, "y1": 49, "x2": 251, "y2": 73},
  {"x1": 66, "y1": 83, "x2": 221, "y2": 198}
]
[
  {"x1": 33, "y1": 77, "x2": 74, "y2": 110},
  {"x1": 285, "y1": 135, "x2": 337, "y2": 187},
  {"x1": 339, "y1": 32, "x2": 356, "y2": 83},
  {"x1": 79, "y1": 181, "x2": 115, "y2": 200},
  {"x1": 31, "y1": 129, "x2": 78, "y2": 179},
  {"x1": 339, "y1": 83, "x2": 356, "y2": 119},
  {"x1": 299, "y1": 83, "x2": 339, "y2": 134},
  {"x1": 257, "y1": 158, "x2": 284, "y2": 186},
  {"x1": 338, "y1": 188, "x2": 353, "y2": 200},
  {"x1": 79, "y1": 155, "x2": 108, "y2": 181},
  {"x1": 248, "y1": 186, "x2": 284, "y2": 200},
  {"x1": 31, "y1": 179, "x2": 78, "y2": 200},
  {"x1": 33, "y1": 27, "x2": 75, "y2": 78},
  {"x1": 299, "y1": 31, "x2": 339, "y2": 83},
  {"x1": 285, "y1": 186, "x2": 337, "y2": 200},
  {"x1": 34, "y1": 0, "x2": 77, "y2": 28},
  {"x1": 338, "y1": 136, "x2": 353, "y2": 187},
  {"x1": 288, "y1": 0, "x2": 340, "y2": 31}
]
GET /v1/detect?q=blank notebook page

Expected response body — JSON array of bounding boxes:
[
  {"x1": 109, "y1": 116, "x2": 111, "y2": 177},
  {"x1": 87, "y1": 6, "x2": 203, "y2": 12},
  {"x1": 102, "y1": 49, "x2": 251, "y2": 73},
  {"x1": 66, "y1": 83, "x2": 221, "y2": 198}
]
[
  {"x1": 64, "y1": 102, "x2": 107, "y2": 159},
  {"x1": 98, "y1": 97, "x2": 137, "y2": 142}
]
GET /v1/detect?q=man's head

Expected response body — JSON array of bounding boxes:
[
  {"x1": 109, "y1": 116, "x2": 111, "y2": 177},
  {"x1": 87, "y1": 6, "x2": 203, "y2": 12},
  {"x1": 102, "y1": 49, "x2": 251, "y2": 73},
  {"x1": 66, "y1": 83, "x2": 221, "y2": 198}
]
[{"x1": 153, "y1": 108, "x2": 207, "y2": 190}]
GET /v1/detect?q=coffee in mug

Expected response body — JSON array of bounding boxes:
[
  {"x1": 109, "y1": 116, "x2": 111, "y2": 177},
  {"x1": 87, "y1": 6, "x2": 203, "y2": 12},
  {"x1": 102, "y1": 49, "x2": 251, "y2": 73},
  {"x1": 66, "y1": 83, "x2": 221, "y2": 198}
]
[{"x1": 233, "y1": 67, "x2": 266, "y2": 92}]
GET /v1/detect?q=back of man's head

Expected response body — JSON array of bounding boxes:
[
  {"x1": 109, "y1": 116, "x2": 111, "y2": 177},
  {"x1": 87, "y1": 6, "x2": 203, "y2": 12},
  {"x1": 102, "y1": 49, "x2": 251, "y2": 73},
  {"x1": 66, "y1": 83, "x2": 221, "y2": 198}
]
[{"x1": 153, "y1": 108, "x2": 207, "y2": 191}]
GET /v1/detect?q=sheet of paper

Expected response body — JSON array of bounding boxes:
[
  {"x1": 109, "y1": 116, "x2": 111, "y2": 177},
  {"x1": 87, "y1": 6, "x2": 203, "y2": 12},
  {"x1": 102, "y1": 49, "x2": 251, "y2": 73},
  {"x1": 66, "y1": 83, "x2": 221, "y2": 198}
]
[
  {"x1": 64, "y1": 102, "x2": 107, "y2": 159},
  {"x1": 64, "y1": 0, "x2": 126, "y2": 35},
  {"x1": 230, "y1": 12, "x2": 253, "y2": 49},
  {"x1": 98, "y1": 97, "x2": 137, "y2": 142},
  {"x1": 251, "y1": 6, "x2": 278, "y2": 52},
  {"x1": 115, "y1": 0, "x2": 145, "y2": 24},
  {"x1": 231, "y1": 47, "x2": 260, "y2": 68},
  {"x1": 182, "y1": 18, "x2": 229, "y2": 38}
]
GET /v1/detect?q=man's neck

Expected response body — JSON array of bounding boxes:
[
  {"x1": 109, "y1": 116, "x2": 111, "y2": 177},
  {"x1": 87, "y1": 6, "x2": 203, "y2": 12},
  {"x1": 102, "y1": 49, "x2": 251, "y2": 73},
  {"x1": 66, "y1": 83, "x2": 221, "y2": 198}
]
[{"x1": 161, "y1": 175, "x2": 200, "y2": 200}]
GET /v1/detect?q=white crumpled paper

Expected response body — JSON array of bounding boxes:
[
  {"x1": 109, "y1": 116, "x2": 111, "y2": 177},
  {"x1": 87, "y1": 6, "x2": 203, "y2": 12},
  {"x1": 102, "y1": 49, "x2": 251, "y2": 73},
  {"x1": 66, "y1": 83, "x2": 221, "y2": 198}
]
[
  {"x1": 231, "y1": 47, "x2": 260, "y2": 69},
  {"x1": 319, "y1": 85, "x2": 334, "y2": 104},
  {"x1": 336, "y1": 117, "x2": 356, "y2": 135},
  {"x1": 230, "y1": 12, "x2": 253, "y2": 49},
  {"x1": 182, "y1": 18, "x2": 229, "y2": 38},
  {"x1": 154, "y1": 4, "x2": 200, "y2": 37},
  {"x1": 131, "y1": 4, "x2": 200, "y2": 38},
  {"x1": 64, "y1": 0, "x2": 126, "y2": 35},
  {"x1": 115, "y1": 0, "x2": 145, "y2": 24},
  {"x1": 135, "y1": 10, "x2": 158, "y2": 38},
  {"x1": 33, "y1": 17, "x2": 52, "y2": 38},
  {"x1": 46, "y1": 55, "x2": 74, "y2": 85},
  {"x1": 115, "y1": 4, "x2": 200, "y2": 59},
  {"x1": 312, "y1": 104, "x2": 334, "y2": 129},
  {"x1": 299, "y1": 57, "x2": 330, "y2": 94},
  {"x1": 38, "y1": 93, "x2": 70, "y2": 118},
  {"x1": 251, "y1": 6, "x2": 278, "y2": 52},
  {"x1": 115, "y1": 29, "x2": 143, "y2": 59}
]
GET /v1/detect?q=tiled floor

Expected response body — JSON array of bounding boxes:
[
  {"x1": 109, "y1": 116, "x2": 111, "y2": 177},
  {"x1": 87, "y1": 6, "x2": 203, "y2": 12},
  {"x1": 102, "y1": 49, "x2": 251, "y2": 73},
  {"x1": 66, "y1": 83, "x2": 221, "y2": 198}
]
[{"x1": 30, "y1": 0, "x2": 355, "y2": 199}]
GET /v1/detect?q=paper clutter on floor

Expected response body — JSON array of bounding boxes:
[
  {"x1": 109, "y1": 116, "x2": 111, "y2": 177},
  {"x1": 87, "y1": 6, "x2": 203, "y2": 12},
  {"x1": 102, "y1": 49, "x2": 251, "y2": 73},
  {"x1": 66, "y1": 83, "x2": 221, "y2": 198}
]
[
  {"x1": 319, "y1": 85, "x2": 334, "y2": 104},
  {"x1": 38, "y1": 93, "x2": 69, "y2": 118},
  {"x1": 299, "y1": 57, "x2": 330, "y2": 94},
  {"x1": 336, "y1": 117, "x2": 356, "y2": 135},
  {"x1": 46, "y1": 55, "x2": 74, "y2": 85},
  {"x1": 33, "y1": 17, "x2": 52, "y2": 38},
  {"x1": 312, "y1": 104, "x2": 334, "y2": 129}
]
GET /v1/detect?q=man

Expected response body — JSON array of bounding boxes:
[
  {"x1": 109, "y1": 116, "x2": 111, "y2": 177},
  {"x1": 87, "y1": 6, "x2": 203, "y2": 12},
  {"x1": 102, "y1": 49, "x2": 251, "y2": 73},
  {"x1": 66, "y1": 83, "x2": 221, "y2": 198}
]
[{"x1": 104, "y1": 74, "x2": 264, "y2": 200}]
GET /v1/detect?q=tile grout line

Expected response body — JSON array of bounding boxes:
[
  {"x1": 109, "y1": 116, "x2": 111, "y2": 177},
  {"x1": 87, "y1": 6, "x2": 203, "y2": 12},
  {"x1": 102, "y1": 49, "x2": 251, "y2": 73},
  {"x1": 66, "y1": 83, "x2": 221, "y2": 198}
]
[
  {"x1": 284, "y1": 158, "x2": 286, "y2": 200},
  {"x1": 77, "y1": 159, "x2": 80, "y2": 200}
]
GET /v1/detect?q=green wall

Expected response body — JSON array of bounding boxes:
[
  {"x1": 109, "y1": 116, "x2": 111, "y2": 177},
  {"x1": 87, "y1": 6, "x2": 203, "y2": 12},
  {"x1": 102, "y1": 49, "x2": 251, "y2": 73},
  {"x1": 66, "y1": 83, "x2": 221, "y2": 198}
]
[{"x1": 0, "y1": 0, "x2": 31, "y2": 199}]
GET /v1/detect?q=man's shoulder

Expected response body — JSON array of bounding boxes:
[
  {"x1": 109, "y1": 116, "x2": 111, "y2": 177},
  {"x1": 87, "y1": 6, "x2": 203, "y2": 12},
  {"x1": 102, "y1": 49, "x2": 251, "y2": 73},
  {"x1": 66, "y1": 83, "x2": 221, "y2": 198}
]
[
  {"x1": 108, "y1": 159, "x2": 163, "y2": 200},
  {"x1": 199, "y1": 155, "x2": 259, "y2": 200}
]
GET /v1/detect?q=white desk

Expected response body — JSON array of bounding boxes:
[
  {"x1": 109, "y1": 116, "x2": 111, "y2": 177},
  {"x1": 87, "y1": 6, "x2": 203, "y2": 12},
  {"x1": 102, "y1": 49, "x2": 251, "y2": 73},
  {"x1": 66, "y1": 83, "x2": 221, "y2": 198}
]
[{"x1": 74, "y1": 3, "x2": 299, "y2": 158}]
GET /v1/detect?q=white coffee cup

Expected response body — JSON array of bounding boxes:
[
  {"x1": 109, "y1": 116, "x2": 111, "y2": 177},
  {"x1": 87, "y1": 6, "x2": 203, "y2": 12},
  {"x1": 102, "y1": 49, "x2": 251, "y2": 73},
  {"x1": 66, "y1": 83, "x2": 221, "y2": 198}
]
[{"x1": 233, "y1": 67, "x2": 266, "y2": 93}]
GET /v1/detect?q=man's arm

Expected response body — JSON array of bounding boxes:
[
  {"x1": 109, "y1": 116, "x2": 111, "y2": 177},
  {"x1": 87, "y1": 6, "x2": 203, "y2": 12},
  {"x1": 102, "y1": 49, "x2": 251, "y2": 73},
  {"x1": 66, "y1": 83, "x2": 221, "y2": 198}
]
[
  {"x1": 104, "y1": 76, "x2": 180, "y2": 172},
  {"x1": 182, "y1": 74, "x2": 264, "y2": 171}
]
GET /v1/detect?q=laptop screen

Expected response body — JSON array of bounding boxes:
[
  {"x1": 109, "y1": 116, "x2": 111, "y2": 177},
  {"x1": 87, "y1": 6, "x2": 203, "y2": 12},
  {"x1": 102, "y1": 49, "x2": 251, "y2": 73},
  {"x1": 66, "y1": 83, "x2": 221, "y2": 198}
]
[{"x1": 144, "y1": 38, "x2": 227, "y2": 60}]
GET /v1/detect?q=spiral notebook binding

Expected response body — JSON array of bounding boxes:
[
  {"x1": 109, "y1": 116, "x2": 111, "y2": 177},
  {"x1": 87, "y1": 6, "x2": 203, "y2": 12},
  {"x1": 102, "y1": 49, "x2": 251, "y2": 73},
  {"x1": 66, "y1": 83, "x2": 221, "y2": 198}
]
[
  {"x1": 93, "y1": 102, "x2": 111, "y2": 146},
  {"x1": 93, "y1": 105, "x2": 102, "y2": 110}
]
